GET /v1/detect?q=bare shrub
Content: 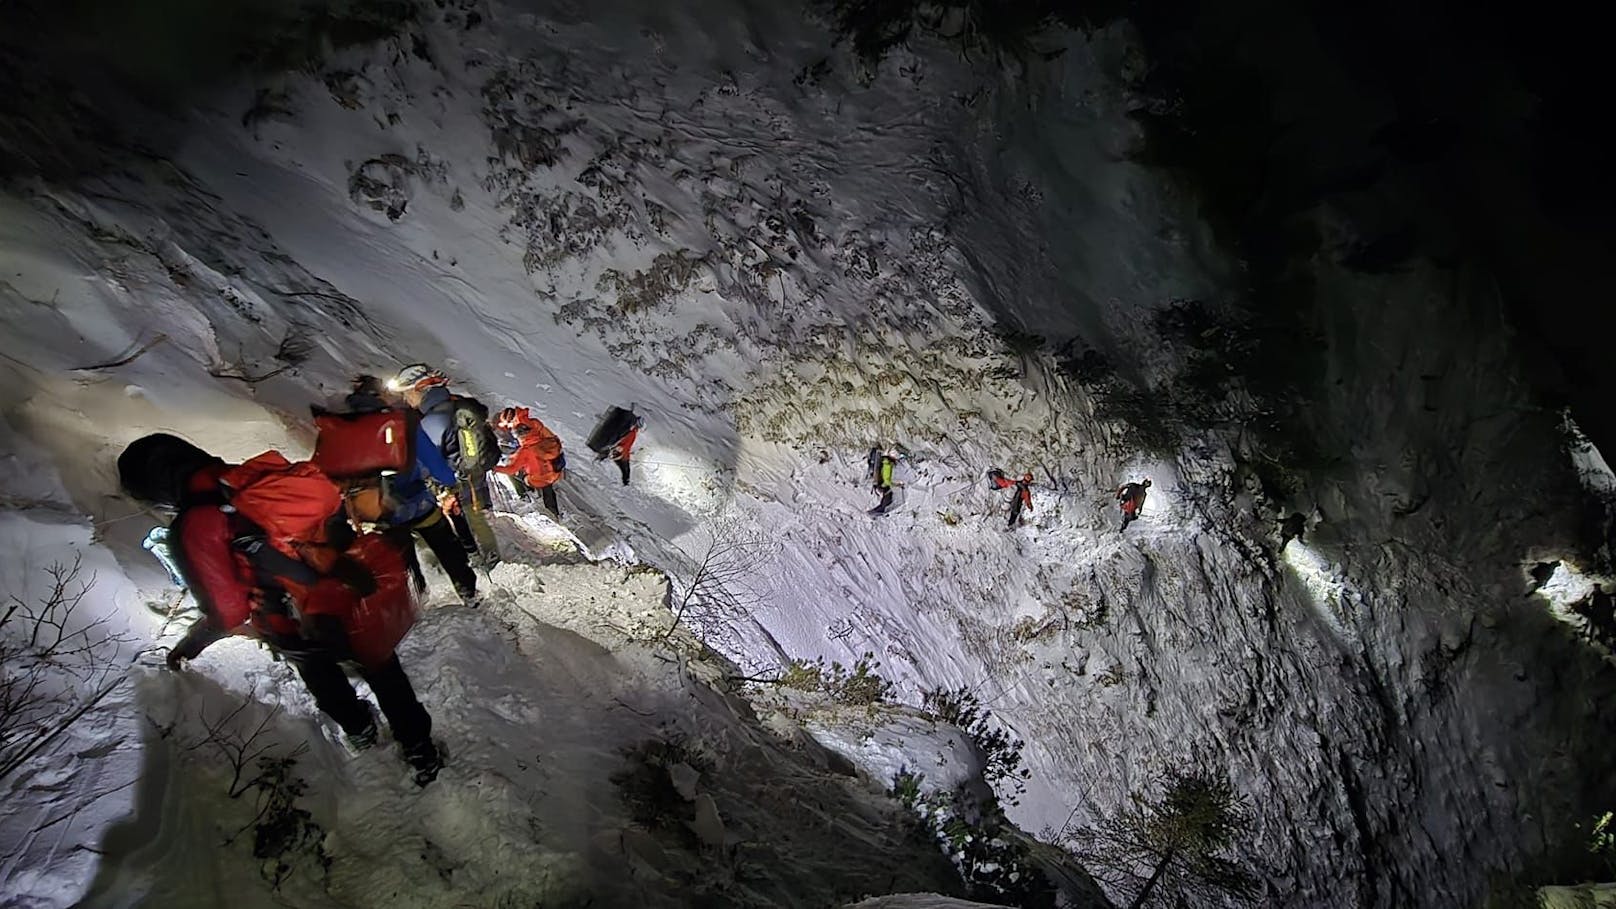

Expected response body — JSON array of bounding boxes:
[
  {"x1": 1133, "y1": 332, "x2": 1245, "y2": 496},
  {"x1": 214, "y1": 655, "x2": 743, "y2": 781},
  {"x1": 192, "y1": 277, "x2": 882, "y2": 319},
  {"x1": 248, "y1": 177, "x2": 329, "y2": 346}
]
[
  {"x1": 660, "y1": 518, "x2": 780, "y2": 644},
  {"x1": 0, "y1": 557, "x2": 130, "y2": 782},
  {"x1": 183, "y1": 695, "x2": 328, "y2": 889}
]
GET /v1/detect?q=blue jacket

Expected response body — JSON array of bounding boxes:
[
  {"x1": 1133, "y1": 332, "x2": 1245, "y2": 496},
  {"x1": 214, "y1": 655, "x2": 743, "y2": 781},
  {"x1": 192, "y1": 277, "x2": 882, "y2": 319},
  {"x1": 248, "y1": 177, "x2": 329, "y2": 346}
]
[
  {"x1": 383, "y1": 425, "x2": 456, "y2": 525},
  {"x1": 418, "y1": 386, "x2": 455, "y2": 459}
]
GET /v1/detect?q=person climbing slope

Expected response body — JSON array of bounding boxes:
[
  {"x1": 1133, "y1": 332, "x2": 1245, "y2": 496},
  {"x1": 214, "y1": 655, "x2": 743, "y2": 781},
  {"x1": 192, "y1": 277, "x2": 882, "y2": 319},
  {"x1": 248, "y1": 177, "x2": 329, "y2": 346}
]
[
  {"x1": 313, "y1": 375, "x2": 480, "y2": 606},
  {"x1": 391, "y1": 364, "x2": 502, "y2": 563},
  {"x1": 587, "y1": 405, "x2": 643, "y2": 487},
  {"x1": 988, "y1": 468, "x2": 1034, "y2": 529},
  {"x1": 493, "y1": 405, "x2": 566, "y2": 518},
  {"x1": 1573, "y1": 583, "x2": 1616, "y2": 646},
  {"x1": 118, "y1": 433, "x2": 443, "y2": 785},
  {"x1": 869, "y1": 448, "x2": 901, "y2": 516},
  {"x1": 1117, "y1": 478, "x2": 1152, "y2": 531}
]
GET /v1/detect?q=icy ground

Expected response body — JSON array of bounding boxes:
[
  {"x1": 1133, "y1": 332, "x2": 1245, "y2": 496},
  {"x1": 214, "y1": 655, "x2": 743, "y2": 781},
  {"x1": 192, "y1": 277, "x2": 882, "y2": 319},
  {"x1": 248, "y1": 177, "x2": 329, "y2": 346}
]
[{"x1": 3, "y1": 0, "x2": 1616, "y2": 905}]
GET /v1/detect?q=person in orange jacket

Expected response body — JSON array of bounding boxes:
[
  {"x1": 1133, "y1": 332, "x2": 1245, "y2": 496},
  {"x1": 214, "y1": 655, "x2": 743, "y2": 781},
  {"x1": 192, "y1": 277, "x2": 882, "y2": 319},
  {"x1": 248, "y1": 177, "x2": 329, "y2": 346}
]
[
  {"x1": 988, "y1": 468, "x2": 1034, "y2": 529},
  {"x1": 493, "y1": 406, "x2": 566, "y2": 518}
]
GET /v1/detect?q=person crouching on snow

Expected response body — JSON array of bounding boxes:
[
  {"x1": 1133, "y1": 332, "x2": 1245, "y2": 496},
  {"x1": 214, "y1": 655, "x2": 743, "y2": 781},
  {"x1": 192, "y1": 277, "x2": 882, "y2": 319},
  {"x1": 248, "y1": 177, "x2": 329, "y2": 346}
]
[
  {"x1": 118, "y1": 433, "x2": 444, "y2": 786},
  {"x1": 493, "y1": 405, "x2": 566, "y2": 518}
]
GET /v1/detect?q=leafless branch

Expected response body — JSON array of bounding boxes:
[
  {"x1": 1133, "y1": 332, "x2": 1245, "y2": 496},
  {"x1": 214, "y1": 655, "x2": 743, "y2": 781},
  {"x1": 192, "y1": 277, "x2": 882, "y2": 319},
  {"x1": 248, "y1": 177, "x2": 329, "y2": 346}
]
[
  {"x1": 72, "y1": 333, "x2": 168, "y2": 372},
  {"x1": 207, "y1": 325, "x2": 314, "y2": 385},
  {"x1": 0, "y1": 557, "x2": 131, "y2": 782},
  {"x1": 186, "y1": 693, "x2": 288, "y2": 799},
  {"x1": 658, "y1": 518, "x2": 780, "y2": 644}
]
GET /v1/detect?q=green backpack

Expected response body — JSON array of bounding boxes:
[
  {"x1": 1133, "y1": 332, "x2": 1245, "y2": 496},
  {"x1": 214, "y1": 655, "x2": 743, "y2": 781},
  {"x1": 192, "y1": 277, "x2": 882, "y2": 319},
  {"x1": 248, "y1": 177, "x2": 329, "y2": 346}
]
[{"x1": 447, "y1": 396, "x2": 499, "y2": 475}]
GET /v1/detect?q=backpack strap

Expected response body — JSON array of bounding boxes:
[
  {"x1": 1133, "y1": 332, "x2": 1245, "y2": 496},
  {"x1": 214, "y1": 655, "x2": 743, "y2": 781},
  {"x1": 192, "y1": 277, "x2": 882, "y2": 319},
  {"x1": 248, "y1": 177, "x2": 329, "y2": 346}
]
[{"x1": 228, "y1": 518, "x2": 321, "y2": 589}]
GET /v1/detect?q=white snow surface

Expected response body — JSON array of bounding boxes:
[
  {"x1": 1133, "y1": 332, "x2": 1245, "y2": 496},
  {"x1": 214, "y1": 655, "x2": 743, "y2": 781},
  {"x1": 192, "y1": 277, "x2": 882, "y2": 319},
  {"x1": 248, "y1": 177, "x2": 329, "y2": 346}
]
[{"x1": 2, "y1": 0, "x2": 1614, "y2": 907}]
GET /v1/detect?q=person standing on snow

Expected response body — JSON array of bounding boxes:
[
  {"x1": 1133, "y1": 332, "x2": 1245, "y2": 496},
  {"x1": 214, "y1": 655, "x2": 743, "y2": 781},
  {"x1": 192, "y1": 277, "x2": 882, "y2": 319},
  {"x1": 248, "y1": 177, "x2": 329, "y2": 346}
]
[
  {"x1": 493, "y1": 405, "x2": 566, "y2": 518},
  {"x1": 326, "y1": 375, "x2": 480, "y2": 605},
  {"x1": 1117, "y1": 478, "x2": 1152, "y2": 531},
  {"x1": 869, "y1": 449, "x2": 901, "y2": 515},
  {"x1": 391, "y1": 364, "x2": 501, "y2": 563},
  {"x1": 118, "y1": 433, "x2": 443, "y2": 786},
  {"x1": 988, "y1": 468, "x2": 1034, "y2": 529},
  {"x1": 587, "y1": 405, "x2": 643, "y2": 487}
]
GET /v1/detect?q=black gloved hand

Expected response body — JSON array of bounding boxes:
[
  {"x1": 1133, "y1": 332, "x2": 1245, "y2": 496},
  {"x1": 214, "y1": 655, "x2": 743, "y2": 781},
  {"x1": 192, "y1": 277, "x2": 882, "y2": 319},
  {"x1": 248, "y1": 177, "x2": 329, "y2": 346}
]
[{"x1": 329, "y1": 556, "x2": 378, "y2": 596}]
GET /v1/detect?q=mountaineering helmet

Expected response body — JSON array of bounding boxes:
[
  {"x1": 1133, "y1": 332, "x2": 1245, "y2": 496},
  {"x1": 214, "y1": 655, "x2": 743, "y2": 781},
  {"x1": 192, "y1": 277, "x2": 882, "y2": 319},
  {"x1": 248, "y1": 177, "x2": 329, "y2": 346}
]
[
  {"x1": 497, "y1": 406, "x2": 521, "y2": 430},
  {"x1": 1022, "y1": 472, "x2": 1034, "y2": 483},
  {"x1": 389, "y1": 363, "x2": 446, "y2": 392}
]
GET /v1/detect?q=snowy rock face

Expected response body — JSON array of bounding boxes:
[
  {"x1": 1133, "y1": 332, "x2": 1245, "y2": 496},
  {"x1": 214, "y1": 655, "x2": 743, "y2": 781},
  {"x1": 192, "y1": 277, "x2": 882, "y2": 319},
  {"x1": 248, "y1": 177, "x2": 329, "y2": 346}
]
[{"x1": 2, "y1": 1, "x2": 1614, "y2": 907}]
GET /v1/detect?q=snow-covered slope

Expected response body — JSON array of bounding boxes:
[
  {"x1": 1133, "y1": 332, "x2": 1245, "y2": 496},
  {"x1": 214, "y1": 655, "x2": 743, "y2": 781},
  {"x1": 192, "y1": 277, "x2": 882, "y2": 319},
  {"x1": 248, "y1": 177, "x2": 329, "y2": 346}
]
[
  {"x1": 67, "y1": 557, "x2": 968, "y2": 908},
  {"x1": 3, "y1": 0, "x2": 1614, "y2": 906}
]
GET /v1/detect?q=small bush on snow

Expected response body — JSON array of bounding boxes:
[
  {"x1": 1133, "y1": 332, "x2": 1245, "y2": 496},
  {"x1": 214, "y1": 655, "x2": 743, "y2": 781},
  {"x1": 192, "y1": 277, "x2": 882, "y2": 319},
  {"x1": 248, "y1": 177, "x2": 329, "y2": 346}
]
[
  {"x1": 890, "y1": 770, "x2": 1055, "y2": 907},
  {"x1": 922, "y1": 686, "x2": 1030, "y2": 804},
  {"x1": 611, "y1": 733, "x2": 710, "y2": 846},
  {"x1": 778, "y1": 652, "x2": 895, "y2": 707}
]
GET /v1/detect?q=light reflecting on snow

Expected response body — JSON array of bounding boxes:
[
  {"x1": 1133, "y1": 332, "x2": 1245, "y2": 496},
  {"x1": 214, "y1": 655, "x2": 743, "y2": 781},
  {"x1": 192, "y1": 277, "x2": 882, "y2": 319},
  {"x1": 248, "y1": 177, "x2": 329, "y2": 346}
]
[
  {"x1": 1282, "y1": 541, "x2": 1346, "y2": 608},
  {"x1": 1564, "y1": 412, "x2": 1616, "y2": 495},
  {"x1": 1535, "y1": 561, "x2": 1595, "y2": 611}
]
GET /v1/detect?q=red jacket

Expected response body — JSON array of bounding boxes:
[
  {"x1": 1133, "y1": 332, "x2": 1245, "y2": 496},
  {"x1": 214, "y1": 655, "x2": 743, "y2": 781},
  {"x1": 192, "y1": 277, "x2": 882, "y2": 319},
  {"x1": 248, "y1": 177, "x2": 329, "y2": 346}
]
[
  {"x1": 495, "y1": 407, "x2": 565, "y2": 487},
  {"x1": 169, "y1": 462, "x2": 416, "y2": 668},
  {"x1": 612, "y1": 426, "x2": 638, "y2": 460},
  {"x1": 171, "y1": 463, "x2": 260, "y2": 632},
  {"x1": 990, "y1": 472, "x2": 1033, "y2": 510}
]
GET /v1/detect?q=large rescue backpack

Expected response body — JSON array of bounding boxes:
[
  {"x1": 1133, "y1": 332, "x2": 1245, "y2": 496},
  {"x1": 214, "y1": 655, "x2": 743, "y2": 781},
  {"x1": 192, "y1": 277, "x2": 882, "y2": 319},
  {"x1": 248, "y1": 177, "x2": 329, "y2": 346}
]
[
  {"x1": 312, "y1": 408, "x2": 417, "y2": 479},
  {"x1": 586, "y1": 406, "x2": 641, "y2": 456},
  {"x1": 220, "y1": 452, "x2": 343, "y2": 560},
  {"x1": 312, "y1": 408, "x2": 423, "y2": 527}
]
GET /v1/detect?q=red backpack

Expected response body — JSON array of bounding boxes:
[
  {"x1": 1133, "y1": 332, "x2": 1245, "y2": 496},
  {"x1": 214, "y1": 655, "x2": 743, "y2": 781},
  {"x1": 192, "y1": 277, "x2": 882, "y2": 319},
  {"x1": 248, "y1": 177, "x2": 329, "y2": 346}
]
[
  {"x1": 220, "y1": 452, "x2": 343, "y2": 559},
  {"x1": 299, "y1": 533, "x2": 419, "y2": 669},
  {"x1": 312, "y1": 409, "x2": 416, "y2": 480}
]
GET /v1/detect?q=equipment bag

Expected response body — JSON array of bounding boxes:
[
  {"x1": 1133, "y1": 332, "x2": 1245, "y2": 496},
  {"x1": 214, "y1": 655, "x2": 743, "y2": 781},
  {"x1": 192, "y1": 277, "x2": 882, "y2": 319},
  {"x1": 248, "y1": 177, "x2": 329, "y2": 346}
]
[
  {"x1": 312, "y1": 409, "x2": 416, "y2": 480},
  {"x1": 586, "y1": 406, "x2": 640, "y2": 456},
  {"x1": 220, "y1": 452, "x2": 343, "y2": 559}
]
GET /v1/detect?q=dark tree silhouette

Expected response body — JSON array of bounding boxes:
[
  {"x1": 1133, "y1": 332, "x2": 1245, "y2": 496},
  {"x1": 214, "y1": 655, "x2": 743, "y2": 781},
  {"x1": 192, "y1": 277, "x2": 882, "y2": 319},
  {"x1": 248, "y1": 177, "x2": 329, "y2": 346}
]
[{"x1": 1065, "y1": 769, "x2": 1260, "y2": 908}]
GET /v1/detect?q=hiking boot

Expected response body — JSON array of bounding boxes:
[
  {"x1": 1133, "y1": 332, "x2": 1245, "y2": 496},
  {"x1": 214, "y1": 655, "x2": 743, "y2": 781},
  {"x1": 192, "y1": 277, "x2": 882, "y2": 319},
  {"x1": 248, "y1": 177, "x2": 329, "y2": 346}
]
[
  {"x1": 341, "y1": 710, "x2": 380, "y2": 756},
  {"x1": 456, "y1": 584, "x2": 481, "y2": 607},
  {"x1": 344, "y1": 722, "x2": 379, "y2": 755},
  {"x1": 403, "y1": 740, "x2": 443, "y2": 787}
]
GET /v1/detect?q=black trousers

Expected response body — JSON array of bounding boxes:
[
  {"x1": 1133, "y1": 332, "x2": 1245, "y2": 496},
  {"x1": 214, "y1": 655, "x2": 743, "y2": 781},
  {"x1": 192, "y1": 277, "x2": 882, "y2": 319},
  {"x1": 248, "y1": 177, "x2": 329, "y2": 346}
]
[
  {"x1": 1007, "y1": 498, "x2": 1024, "y2": 528},
  {"x1": 292, "y1": 653, "x2": 431, "y2": 751},
  {"x1": 412, "y1": 510, "x2": 477, "y2": 596},
  {"x1": 872, "y1": 487, "x2": 894, "y2": 514},
  {"x1": 615, "y1": 457, "x2": 631, "y2": 486},
  {"x1": 509, "y1": 474, "x2": 561, "y2": 517}
]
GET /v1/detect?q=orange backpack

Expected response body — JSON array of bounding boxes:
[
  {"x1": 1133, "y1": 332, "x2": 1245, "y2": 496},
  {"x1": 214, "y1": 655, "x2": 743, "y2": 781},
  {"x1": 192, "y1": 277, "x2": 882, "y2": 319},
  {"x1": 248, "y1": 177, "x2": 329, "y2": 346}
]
[{"x1": 220, "y1": 452, "x2": 343, "y2": 559}]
